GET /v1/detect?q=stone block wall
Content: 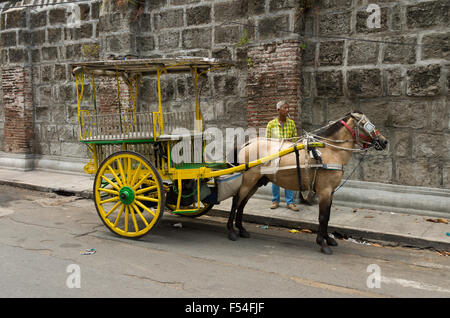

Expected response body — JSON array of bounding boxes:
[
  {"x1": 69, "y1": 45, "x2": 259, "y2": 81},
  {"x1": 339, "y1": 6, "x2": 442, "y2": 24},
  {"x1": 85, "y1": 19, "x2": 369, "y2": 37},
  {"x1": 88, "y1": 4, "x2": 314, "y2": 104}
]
[
  {"x1": 134, "y1": 0, "x2": 300, "y2": 129},
  {"x1": 0, "y1": 0, "x2": 300, "y2": 161},
  {"x1": 299, "y1": 0, "x2": 449, "y2": 189},
  {"x1": 0, "y1": 0, "x2": 448, "y2": 190},
  {"x1": 0, "y1": 0, "x2": 101, "y2": 159}
]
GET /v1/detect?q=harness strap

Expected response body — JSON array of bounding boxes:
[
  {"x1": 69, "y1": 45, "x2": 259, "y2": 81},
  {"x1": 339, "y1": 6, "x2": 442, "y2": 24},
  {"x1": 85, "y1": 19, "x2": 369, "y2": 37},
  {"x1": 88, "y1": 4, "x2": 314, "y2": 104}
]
[
  {"x1": 319, "y1": 164, "x2": 344, "y2": 170},
  {"x1": 273, "y1": 164, "x2": 345, "y2": 171},
  {"x1": 293, "y1": 145, "x2": 307, "y2": 203},
  {"x1": 341, "y1": 120, "x2": 371, "y2": 149},
  {"x1": 293, "y1": 145, "x2": 301, "y2": 186}
]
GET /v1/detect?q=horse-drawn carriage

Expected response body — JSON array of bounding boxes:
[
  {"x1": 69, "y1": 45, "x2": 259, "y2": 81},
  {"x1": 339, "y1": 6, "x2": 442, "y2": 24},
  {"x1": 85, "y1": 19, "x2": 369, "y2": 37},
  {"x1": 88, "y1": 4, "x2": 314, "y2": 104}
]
[
  {"x1": 72, "y1": 57, "x2": 387, "y2": 254},
  {"x1": 72, "y1": 58, "x2": 324, "y2": 238}
]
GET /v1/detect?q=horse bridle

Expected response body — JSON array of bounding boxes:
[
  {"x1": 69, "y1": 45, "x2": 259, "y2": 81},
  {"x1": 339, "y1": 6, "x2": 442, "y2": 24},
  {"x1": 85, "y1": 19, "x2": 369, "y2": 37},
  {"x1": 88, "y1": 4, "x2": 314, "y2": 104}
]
[{"x1": 340, "y1": 113, "x2": 381, "y2": 149}]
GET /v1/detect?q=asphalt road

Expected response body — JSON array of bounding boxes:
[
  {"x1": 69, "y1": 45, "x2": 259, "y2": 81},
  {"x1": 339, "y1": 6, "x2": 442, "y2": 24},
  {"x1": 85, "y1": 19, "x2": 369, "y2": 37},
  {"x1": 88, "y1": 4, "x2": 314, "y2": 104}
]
[{"x1": 0, "y1": 185, "x2": 449, "y2": 300}]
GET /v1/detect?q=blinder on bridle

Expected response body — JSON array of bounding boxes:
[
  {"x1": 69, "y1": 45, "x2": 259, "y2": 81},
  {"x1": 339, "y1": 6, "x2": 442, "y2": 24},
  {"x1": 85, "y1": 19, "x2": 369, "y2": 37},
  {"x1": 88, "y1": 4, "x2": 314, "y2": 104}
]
[{"x1": 342, "y1": 113, "x2": 387, "y2": 150}]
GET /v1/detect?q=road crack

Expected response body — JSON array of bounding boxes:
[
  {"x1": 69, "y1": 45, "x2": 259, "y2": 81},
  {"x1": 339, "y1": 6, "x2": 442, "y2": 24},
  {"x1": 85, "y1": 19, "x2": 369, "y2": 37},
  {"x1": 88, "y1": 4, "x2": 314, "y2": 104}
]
[
  {"x1": 73, "y1": 230, "x2": 98, "y2": 238},
  {"x1": 7, "y1": 217, "x2": 64, "y2": 231},
  {"x1": 8, "y1": 244, "x2": 54, "y2": 255},
  {"x1": 123, "y1": 273, "x2": 184, "y2": 290}
]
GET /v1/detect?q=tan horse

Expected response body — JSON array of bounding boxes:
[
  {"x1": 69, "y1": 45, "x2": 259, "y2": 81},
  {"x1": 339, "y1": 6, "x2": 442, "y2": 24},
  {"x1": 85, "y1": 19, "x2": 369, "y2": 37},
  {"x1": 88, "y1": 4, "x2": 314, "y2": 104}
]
[{"x1": 227, "y1": 111, "x2": 388, "y2": 255}]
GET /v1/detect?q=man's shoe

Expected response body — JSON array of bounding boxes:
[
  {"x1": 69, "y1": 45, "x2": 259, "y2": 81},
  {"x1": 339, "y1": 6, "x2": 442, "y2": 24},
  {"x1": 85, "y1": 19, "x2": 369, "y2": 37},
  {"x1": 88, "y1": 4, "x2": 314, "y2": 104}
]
[
  {"x1": 287, "y1": 203, "x2": 299, "y2": 211},
  {"x1": 270, "y1": 201, "x2": 279, "y2": 209}
]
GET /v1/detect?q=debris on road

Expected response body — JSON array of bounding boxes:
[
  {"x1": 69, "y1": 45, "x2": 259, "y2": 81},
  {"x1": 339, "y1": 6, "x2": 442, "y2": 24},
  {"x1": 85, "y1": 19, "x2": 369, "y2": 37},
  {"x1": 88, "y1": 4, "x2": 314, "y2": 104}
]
[
  {"x1": 288, "y1": 228, "x2": 312, "y2": 234},
  {"x1": 346, "y1": 238, "x2": 372, "y2": 246},
  {"x1": 437, "y1": 251, "x2": 450, "y2": 256},
  {"x1": 173, "y1": 223, "x2": 183, "y2": 228},
  {"x1": 81, "y1": 248, "x2": 96, "y2": 255},
  {"x1": 425, "y1": 218, "x2": 448, "y2": 224}
]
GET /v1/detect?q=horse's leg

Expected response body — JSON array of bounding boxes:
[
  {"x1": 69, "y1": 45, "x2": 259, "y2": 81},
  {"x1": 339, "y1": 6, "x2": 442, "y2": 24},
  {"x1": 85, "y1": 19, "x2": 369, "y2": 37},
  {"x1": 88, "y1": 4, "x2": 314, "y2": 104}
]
[
  {"x1": 235, "y1": 183, "x2": 259, "y2": 238},
  {"x1": 325, "y1": 198, "x2": 338, "y2": 247},
  {"x1": 227, "y1": 194, "x2": 239, "y2": 241},
  {"x1": 316, "y1": 189, "x2": 334, "y2": 255}
]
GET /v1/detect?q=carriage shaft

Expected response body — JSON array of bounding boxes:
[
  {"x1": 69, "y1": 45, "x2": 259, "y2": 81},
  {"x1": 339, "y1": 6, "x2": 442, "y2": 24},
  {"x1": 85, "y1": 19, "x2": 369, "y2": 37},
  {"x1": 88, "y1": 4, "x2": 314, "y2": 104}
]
[{"x1": 203, "y1": 141, "x2": 324, "y2": 178}]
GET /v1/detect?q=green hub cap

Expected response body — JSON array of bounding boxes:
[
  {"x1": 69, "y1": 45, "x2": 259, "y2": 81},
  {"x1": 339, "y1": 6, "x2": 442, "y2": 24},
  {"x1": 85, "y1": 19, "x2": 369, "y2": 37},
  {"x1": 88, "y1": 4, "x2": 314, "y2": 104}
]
[{"x1": 119, "y1": 186, "x2": 135, "y2": 205}]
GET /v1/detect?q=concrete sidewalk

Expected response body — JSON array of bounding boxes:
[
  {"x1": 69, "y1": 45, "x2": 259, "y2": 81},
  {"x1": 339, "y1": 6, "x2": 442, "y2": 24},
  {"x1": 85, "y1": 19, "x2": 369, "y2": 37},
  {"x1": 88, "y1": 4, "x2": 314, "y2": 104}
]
[{"x1": 0, "y1": 168, "x2": 449, "y2": 251}]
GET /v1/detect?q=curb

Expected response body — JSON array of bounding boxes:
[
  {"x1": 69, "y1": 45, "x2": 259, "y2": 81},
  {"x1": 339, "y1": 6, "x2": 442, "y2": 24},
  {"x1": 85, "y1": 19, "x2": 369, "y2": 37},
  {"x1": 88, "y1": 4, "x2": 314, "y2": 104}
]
[
  {"x1": 0, "y1": 180, "x2": 93, "y2": 200},
  {"x1": 207, "y1": 209, "x2": 450, "y2": 252},
  {"x1": 253, "y1": 182, "x2": 450, "y2": 218}
]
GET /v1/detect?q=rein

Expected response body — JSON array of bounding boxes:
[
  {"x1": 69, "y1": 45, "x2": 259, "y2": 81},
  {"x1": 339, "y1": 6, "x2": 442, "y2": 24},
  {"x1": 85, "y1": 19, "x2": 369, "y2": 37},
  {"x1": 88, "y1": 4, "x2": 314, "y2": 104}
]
[{"x1": 302, "y1": 133, "x2": 372, "y2": 153}]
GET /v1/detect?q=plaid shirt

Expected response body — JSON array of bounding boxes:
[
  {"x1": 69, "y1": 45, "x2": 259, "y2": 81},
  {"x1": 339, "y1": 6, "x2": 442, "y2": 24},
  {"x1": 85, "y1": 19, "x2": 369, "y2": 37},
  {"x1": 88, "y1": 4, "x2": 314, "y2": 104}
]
[{"x1": 265, "y1": 117, "x2": 297, "y2": 139}]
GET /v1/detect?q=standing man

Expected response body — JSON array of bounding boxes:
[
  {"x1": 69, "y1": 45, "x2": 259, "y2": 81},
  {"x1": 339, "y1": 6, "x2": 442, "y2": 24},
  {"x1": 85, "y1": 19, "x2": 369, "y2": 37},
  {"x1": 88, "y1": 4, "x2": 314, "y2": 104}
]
[{"x1": 265, "y1": 101, "x2": 299, "y2": 211}]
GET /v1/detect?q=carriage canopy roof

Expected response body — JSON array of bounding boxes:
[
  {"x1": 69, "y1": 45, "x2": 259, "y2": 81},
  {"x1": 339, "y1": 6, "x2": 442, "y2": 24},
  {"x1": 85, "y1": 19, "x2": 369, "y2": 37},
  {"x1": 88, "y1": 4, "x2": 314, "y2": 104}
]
[{"x1": 71, "y1": 57, "x2": 235, "y2": 76}]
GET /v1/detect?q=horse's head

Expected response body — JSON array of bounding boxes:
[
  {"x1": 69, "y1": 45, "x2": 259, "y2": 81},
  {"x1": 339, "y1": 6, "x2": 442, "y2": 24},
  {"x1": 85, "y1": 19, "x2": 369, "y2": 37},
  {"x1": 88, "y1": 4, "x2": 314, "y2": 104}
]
[{"x1": 342, "y1": 112, "x2": 388, "y2": 150}]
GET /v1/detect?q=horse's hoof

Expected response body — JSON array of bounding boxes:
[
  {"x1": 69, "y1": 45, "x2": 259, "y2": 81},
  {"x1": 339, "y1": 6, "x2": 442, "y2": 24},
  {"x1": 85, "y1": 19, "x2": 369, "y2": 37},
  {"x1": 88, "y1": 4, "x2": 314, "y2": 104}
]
[
  {"x1": 321, "y1": 246, "x2": 333, "y2": 255},
  {"x1": 320, "y1": 241, "x2": 333, "y2": 255},
  {"x1": 228, "y1": 231, "x2": 238, "y2": 241},
  {"x1": 326, "y1": 236, "x2": 338, "y2": 246},
  {"x1": 239, "y1": 230, "x2": 250, "y2": 238}
]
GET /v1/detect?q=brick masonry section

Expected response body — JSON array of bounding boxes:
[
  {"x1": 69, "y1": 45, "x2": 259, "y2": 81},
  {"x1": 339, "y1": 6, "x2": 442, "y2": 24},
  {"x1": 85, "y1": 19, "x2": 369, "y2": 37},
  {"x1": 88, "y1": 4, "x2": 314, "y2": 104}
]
[
  {"x1": 247, "y1": 40, "x2": 302, "y2": 130},
  {"x1": 2, "y1": 66, "x2": 33, "y2": 153},
  {"x1": 98, "y1": 77, "x2": 132, "y2": 115}
]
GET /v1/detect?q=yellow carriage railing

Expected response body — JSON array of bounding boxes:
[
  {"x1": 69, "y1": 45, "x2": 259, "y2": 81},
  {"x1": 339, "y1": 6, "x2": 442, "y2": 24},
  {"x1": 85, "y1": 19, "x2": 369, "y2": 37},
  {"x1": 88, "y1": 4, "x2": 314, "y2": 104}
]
[
  {"x1": 162, "y1": 111, "x2": 197, "y2": 135},
  {"x1": 79, "y1": 109, "x2": 198, "y2": 141}
]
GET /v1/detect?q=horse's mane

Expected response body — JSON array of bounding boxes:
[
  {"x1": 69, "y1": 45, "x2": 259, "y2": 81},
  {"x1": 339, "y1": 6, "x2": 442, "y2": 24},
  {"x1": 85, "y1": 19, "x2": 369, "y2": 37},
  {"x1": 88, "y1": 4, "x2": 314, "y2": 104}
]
[{"x1": 314, "y1": 111, "x2": 362, "y2": 137}]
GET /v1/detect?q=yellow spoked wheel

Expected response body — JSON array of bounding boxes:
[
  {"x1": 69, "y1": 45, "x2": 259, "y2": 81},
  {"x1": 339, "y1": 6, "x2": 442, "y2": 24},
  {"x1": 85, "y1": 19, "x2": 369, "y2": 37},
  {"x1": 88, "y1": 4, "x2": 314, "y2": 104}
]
[{"x1": 93, "y1": 151, "x2": 164, "y2": 238}]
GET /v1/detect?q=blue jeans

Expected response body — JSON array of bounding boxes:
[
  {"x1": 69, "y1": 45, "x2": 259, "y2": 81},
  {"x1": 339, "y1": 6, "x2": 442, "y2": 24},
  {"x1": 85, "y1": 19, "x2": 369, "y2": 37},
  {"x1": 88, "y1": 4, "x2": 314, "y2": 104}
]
[{"x1": 272, "y1": 183, "x2": 294, "y2": 205}]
